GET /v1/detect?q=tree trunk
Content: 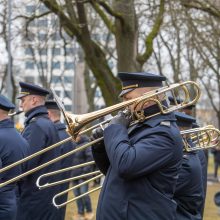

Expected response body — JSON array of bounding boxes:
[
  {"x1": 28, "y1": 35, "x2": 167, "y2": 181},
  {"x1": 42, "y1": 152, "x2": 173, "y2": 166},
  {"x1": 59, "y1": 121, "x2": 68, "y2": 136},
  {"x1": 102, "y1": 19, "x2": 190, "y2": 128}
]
[{"x1": 113, "y1": 0, "x2": 140, "y2": 72}]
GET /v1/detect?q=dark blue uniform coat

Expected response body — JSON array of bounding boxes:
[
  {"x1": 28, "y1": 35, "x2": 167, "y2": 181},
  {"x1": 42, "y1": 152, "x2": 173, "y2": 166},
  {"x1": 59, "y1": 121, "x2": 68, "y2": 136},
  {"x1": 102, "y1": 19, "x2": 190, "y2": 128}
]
[
  {"x1": 197, "y1": 150, "x2": 207, "y2": 216},
  {"x1": 16, "y1": 106, "x2": 61, "y2": 220},
  {"x1": 0, "y1": 119, "x2": 29, "y2": 220},
  {"x1": 174, "y1": 149, "x2": 204, "y2": 220},
  {"x1": 55, "y1": 121, "x2": 76, "y2": 220},
  {"x1": 93, "y1": 112, "x2": 183, "y2": 220}
]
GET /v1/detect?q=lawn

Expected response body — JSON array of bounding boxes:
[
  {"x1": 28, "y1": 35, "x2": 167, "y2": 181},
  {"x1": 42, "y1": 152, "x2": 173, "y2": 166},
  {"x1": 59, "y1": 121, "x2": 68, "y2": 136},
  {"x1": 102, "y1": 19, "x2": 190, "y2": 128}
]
[{"x1": 64, "y1": 154, "x2": 220, "y2": 220}]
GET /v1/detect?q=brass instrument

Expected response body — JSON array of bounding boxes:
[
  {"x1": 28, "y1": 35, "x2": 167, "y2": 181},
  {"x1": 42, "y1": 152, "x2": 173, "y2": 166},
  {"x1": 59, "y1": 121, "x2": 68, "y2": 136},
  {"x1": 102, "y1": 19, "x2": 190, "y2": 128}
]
[
  {"x1": 50, "y1": 124, "x2": 219, "y2": 209},
  {"x1": 0, "y1": 81, "x2": 200, "y2": 188},
  {"x1": 182, "y1": 125, "x2": 220, "y2": 151},
  {"x1": 36, "y1": 161, "x2": 96, "y2": 189},
  {"x1": 8, "y1": 110, "x2": 23, "y2": 116}
]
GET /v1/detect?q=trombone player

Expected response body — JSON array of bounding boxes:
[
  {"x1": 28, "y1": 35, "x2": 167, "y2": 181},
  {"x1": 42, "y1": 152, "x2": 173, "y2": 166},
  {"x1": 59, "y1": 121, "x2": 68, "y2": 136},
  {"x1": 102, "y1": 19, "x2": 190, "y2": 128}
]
[
  {"x1": 92, "y1": 72, "x2": 184, "y2": 220},
  {"x1": 174, "y1": 111, "x2": 204, "y2": 219}
]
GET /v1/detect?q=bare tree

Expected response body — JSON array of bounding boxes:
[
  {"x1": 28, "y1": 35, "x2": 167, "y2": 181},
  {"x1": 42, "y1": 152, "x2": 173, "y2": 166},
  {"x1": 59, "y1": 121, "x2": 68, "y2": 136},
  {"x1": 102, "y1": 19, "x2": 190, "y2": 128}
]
[
  {"x1": 180, "y1": 0, "x2": 220, "y2": 18},
  {"x1": 30, "y1": 0, "x2": 165, "y2": 106}
]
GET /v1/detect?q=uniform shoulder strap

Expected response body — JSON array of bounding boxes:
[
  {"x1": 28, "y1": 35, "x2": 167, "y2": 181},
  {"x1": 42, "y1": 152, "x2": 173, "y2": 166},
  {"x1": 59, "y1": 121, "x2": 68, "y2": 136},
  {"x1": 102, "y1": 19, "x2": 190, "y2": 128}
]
[{"x1": 160, "y1": 121, "x2": 171, "y2": 127}]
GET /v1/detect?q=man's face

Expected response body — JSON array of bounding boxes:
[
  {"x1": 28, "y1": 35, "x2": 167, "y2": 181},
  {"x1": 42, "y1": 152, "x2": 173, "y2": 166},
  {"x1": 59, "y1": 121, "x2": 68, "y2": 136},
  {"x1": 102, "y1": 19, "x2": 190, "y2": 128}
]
[
  {"x1": 20, "y1": 95, "x2": 34, "y2": 113},
  {"x1": 122, "y1": 87, "x2": 153, "y2": 112}
]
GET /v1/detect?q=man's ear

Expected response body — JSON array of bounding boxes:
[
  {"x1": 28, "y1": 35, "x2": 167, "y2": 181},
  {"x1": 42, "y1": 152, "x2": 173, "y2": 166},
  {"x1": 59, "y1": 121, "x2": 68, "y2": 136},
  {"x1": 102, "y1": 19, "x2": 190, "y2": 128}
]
[{"x1": 47, "y1": 110, "x2": 51, "y2": 119}]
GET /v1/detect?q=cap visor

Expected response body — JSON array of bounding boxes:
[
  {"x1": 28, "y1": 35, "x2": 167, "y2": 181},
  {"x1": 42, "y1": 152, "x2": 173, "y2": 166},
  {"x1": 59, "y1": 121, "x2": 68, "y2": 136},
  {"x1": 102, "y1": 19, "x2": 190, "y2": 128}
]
[
  {"x1": 118, "y1": 88, "x2": 134, "y2": 98},
  {"x1": 17, "y1": 94, "x2": 28, "y2": 99}
]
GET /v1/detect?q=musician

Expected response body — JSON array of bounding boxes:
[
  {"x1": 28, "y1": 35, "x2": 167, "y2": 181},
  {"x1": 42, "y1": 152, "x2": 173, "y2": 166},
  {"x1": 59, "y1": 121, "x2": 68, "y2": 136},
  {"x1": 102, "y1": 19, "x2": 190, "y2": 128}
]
[
  {"x1": 16, "y1": 82, "x2": 61, "y2": 220},
  {"x1": 0, "y1": 95, "x2": 29, "y2": 220},
  {"x1": 174, "y1": 111, "x2": 204, "y2": 220},
  {"x1": 169, "y1": 96, "x2": 207, "y2": 216},
  {"x1": 92, "y1": 72, "x2": 183, "y2": 220},
  {"x1": 45, "y1": 100, "x2": 76, "y2": 220}
]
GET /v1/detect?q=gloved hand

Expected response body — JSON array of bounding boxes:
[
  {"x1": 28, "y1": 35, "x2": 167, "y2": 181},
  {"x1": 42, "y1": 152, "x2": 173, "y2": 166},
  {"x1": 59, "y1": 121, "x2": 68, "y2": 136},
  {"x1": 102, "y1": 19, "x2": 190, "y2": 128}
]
[
  {"x1": 91, "y1": 128, "x2": 104, "y2": 151},
  {"x1": 91, "y1": 127, "x2": 104, "y2": 140},
  {"x1": 109, "y1": 111, "x2": 131, "y2": 128}
]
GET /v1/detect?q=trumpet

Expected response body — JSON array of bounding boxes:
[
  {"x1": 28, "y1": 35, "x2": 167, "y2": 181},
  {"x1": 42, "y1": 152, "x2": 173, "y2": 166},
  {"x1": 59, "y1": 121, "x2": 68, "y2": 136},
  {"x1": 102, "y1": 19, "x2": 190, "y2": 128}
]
[
  {"x1": 48, "y1": 125, "x2": 220, "y2": 208},
  {"x1": 0, "y1": 81, "x2": 200, "y2": 188}
]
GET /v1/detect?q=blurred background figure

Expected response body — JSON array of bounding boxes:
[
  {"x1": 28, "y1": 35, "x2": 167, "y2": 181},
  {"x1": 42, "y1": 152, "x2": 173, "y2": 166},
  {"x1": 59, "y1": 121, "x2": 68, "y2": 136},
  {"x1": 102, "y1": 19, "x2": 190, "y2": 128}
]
[
  {"x1": 174, "y1": 111, "x2": 204, "y2": 219},
  {"x1": 72, "y1": 134, "x2": 94, "y2": 220},
  {"x1": 212, "y1": 148, "x2": 220, "y2": 182},
  {"x1": 0, "y1": 95, "x2": 29, "y2": 220},
  {"x1": 45, "y1": 100, "x2": 77, "y2": 220}
]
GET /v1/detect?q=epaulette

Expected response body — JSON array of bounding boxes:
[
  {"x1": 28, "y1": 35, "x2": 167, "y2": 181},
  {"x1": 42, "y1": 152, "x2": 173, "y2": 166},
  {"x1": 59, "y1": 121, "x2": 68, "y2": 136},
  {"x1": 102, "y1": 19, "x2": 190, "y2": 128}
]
[
  {"x1": 183, "y1": 154, "x2": 189, "y2": 159},
  {"x1": 160, "y1": 121, "x2": 171, "y2": 127},
  {"x1": 29, "y1": 117, "x2": 37, "y2": 123}
]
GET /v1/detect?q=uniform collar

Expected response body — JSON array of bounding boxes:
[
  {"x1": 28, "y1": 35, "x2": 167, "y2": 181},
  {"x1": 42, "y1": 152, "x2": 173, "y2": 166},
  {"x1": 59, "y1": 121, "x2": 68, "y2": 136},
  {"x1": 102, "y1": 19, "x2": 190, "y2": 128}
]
[
  {"x1": 142, "y1": 112, "x2": 176, "y2": 128},
  {"x1": 128, "y1": 104, "x2": 176, "y2": 135},
  {"x1": 55, "y1": 121, "x2": 66, "y2": 130},
  {"x1": 142, "y1": 101, "x2": 176, "y2": 127},
  {"x1": 25, "y1": 105, "x2": 48, "y2": 125},
  {"x1": 0, "y1": 118, "x2": 14, "y2": 128}
]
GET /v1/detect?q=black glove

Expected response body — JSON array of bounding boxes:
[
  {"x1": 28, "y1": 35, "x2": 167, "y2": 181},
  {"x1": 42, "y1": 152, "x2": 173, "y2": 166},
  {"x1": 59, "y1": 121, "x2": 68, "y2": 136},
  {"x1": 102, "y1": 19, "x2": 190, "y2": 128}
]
[
  {"x1": 91, "y1": 128, "x2": 104, "y2": 151},
  {"x1": 109, "y1": 111, "x2": 131, "y2": 128},
  {"x1": 91, "y1": 127, "x2": 104, "y2": 140}
]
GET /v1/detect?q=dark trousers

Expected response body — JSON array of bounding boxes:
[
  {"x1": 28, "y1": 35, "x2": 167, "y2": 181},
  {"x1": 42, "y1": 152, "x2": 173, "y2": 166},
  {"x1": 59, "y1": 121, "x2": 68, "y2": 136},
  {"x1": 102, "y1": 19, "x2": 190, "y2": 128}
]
[{"x1": 214, "y1": 162, "x2": 219, "y2": 178}]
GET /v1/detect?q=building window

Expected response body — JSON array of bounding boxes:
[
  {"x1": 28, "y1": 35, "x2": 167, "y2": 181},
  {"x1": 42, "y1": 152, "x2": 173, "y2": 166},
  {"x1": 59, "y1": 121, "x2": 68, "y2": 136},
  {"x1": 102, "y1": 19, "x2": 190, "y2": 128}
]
[
  {"x1": 65, "y1": 48, "x2": 75, "y2": 55},
  {"x1": 26, "y1": 5, "x2": 36, "y2": 13},
  {"x1": 37, "y1": 62, "x2": 47, "y2": 69},
  {"x1": 54, "y1": 90, "x2": 61, "y2": 96},
  {"x1": 25, "y1": 61, "x2": 34, "y2": 69},
  {"x1": 26, "y1": 32, "x2": 35, "y2": 41},
  {"x1": 37, "y1": 19, "x2": 48, "y2": 27},
  {"x1": 25, "y1": 47, "x2": 34, "y2": 55},
  {"x1": 50, "y1": 19, "x2": 58, "y2": 26},
  {"x1": 64, "y1": 90, "x2": 72, "y2": 99},
  {"x1": 39, "y1": 5, "x2": 48, "y2": 13},
  {"x1": 65, "y1": 104, "x2": 72, "y2": 111},
  {"x1": 62, "y1": 32, "x2": 72, "y2": 41},
  {"x1": 52, "y1": 48, "x2": 61, "y2": 56},
  {"x1": 52, "y1": 33, "x2": 61, "y2": 41},
  {"x1": 38, "y1": 33, "x2": 47, "y2": 41},
  {"x1": 51, "y1": 76, "x2": 61, "y2": 83},
  {"x1": 64, "y1": 76, "x2": 73, "y2": 83},
  {"x1": 39, "y1": 48, "x2": 47, "y2": 55},
  {"x1": 64, "y1": 62, "x2": 74, "y2": 70},
  {"x1": 92, "y1": 33, "x2": 101, "y2": 41},
  {"x1": 52, "y1": 61, "x2": 60, "y2": 69}
]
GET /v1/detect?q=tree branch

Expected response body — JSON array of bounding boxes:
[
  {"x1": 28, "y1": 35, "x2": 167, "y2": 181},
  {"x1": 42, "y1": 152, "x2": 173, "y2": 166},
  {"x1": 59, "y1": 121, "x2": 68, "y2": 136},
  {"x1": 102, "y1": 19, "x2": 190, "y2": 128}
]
[
  {"x1": 181, "y1": 0, "x2": 220, "y2": 18},
  {"x1": 96, "y1": 0, "x2": 124, "y2": 22},
  {"x1": 13, "y1": 11, "x2": 51, "y2": 22},
  {"x1": 40, "y1": 0, "x2": 81, "y2": 38},
  {"x1": 137, "y1": 0, "x2": 165, "y2": 65},
  {"x1": 90, "y1": 1, "x2": 116, "y2": 34}
]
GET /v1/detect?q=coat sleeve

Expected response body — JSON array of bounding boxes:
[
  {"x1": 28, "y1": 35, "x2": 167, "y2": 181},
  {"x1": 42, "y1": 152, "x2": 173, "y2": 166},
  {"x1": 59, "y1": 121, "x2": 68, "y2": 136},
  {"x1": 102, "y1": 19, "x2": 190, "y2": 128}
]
[
  {"x1": 22, "y1": 123, "x2": 47, "y2": 170},
  {"x1": 103, "y1": 124, "x2": 176, "y2": 180},
  {"x1": 92, "y1": 141, "x2": 110, "y2": 175}
]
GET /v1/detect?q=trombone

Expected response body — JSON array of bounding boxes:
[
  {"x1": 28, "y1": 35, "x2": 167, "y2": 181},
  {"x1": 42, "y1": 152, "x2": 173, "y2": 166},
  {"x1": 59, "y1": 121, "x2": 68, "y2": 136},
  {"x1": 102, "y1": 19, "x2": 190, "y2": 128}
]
[
  {"x1": 49, "y1": 124, "x2": 220, "y2": 208},
  {"x1": 0, "y1": 81, "x2": 200, "y2": 188},
  {"x1": 182, "y1": 125, "x2": 220, "y2": 152}
]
